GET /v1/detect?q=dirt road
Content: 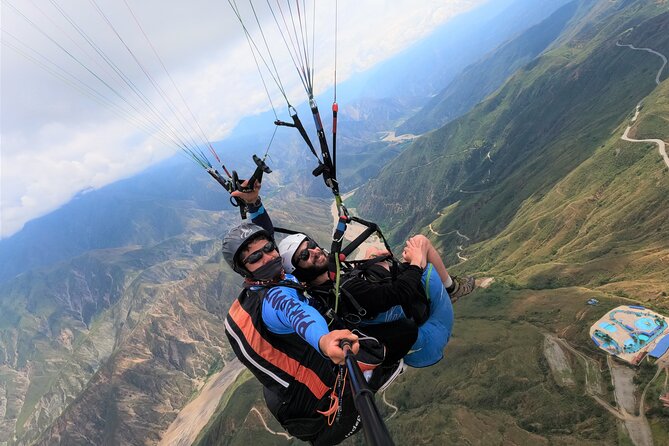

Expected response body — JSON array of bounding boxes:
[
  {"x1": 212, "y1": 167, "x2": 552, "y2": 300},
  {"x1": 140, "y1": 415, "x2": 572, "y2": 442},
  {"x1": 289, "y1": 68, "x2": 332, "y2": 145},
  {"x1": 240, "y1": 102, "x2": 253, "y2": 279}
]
[
  {"x1": 622, "y1": 125, "x2": 669, "y2": 169},
  {"x1": 616, "y1": 43, "x2": 669, "y2": 169},
  {"x1": 543, "y1": 334, "x2": 575, "y2": 387},
  {"x1": 607, "y1": 356, "x2": 654, "y2": 446},
  {"x1": 249, "y1": 407, "x2": 293, "y2": 440},
  {"x1": 616, "y1": 42, "x2": 667, "y2": 85},
  {"x1": 158, "y1": 359, "x2": 245, "y2": 446}
]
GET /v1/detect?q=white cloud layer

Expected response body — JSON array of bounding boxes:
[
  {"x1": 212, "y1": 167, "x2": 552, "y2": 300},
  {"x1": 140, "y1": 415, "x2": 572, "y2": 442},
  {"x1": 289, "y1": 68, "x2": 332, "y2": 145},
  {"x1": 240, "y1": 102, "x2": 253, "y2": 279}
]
[{"x1": 1, "y1": 0, "x2": 485, "y2": 238}]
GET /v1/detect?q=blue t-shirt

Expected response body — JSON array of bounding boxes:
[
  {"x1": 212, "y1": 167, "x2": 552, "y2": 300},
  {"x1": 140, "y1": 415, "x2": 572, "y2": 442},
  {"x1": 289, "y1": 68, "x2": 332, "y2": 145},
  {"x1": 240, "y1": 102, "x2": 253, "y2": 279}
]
[{"x1": 260, "y1": 274, "x2": 329, "y2": 354}]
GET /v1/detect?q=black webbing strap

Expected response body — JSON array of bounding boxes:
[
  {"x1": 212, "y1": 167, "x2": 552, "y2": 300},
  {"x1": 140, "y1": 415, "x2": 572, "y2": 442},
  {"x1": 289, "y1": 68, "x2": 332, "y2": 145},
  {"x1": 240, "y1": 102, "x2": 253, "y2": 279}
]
[
  {"x1": 328, "y1": 214, "x2": 348, "y2": 283},
  {"x1": 309, "y1": 98, "x2": 338, "y2": 195},
  {"x1": 340, "y1": 226, "x2": 377, "y2": 258},
  {"x1": 275, "y1": 107, "x2": 328, "y2": 176},
  {"x1": 273, "y1": 226, "x2": 305, "y2": 236},
  {"x1": 340, "y1": 217, "x2": 394, "y2": 259}
]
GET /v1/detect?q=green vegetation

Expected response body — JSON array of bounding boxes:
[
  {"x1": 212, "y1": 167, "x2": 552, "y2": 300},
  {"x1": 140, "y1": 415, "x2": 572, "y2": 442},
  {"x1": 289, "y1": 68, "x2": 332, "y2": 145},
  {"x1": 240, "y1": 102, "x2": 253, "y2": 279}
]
[
  {"x1": 359, "y1": 3, "x2": 669, "y2": 278},
  {"x1": 207, "y1": 357, "x2": 225, "y2": 378},
  {"x1": 193, "y1": 371, "x2": 301, "y2": 446},
  {"x1": 3, "y1": 1, "x2": 669, "y2": 445},
  {"x1": 203, "y1": 4, "x2": 669, "y2": 443},
  {"x1": 641, "y1": 362, "x2": 669, "y2": 420}
]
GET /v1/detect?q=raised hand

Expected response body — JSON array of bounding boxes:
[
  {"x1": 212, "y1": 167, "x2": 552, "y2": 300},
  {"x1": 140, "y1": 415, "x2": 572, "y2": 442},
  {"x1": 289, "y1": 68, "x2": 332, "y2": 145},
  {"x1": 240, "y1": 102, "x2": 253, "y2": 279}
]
[{"x1": 231, "y1": 179, "x2": 262, "y2": 204}]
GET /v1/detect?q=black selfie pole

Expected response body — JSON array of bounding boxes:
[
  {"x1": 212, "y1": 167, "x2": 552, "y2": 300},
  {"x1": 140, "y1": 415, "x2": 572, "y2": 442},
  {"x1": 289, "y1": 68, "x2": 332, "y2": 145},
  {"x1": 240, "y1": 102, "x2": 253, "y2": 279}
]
[{"x1": 340, "y1": 340, "x2": 395, "y2": 446}]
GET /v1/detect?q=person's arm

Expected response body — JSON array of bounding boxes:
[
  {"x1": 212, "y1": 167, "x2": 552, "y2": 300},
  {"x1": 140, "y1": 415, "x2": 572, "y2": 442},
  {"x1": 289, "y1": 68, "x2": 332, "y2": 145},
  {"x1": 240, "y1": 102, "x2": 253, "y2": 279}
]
[
  {"x1": 261, "y1": 286, "x2": 358, "y2": 363},
  {"x1": 231, "y1": 181, "x2": 275, "y2": 238}
]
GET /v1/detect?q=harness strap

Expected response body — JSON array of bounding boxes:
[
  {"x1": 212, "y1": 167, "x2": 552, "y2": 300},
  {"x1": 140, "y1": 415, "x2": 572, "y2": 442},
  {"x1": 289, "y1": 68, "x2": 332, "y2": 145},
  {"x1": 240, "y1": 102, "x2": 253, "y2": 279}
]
[
  {"x1": 338, "y1": 279, "x2": 367, "y2": 317},
  {"x1": 243, "y1": 278, "x2": 307, "y2": 292},
  {"x1": 339, "y1": 225, "x2": 377, "y2": 259},
  {"x1": 273, "y1": 226, "x2": 305, "y2": 236},
  {"x1": 309, "y1": 98, "x2": 338, "y2": 195}
]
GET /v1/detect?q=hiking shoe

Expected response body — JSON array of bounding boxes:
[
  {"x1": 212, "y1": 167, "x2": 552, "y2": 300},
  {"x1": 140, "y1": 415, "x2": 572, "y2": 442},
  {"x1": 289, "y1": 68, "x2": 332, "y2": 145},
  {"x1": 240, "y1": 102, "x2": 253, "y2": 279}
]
[{"x1": 448, "y1": 275, "x2": 476, "y2": 303}]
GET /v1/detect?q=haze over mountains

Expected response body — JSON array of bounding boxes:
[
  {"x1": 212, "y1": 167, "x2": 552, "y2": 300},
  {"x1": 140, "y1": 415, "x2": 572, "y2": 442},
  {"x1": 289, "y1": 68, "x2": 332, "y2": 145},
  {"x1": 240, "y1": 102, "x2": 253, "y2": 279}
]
[
  {"x1": 1, "y1": 0, "x2": 668, "y2": 445},
  {"x1": 0, "y1": 0, "x2": 568, "y2": 284}
]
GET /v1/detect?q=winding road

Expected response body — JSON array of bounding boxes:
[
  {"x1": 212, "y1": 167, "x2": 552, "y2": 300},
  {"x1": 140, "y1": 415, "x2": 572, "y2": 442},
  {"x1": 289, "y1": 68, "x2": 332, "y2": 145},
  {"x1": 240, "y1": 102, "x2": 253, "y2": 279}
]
[
  {"x1": 616, "y1": 42, "x2": 669, "y2": 170},
  {"x1": 249, "y1": 407, "x2": 293, "y2": 440},
  {"x1": 616, "y1": 42, "x2": 667, "y2": 85},
  {"x1": 622, "y1": 125, "x2": 669, "y2": 169},
  {"x1": 382, "y1": 391, "x2": 399, "y2": 420},
  {"x1": 427, "y1": 226, "x2": 471, "y2": 262}
]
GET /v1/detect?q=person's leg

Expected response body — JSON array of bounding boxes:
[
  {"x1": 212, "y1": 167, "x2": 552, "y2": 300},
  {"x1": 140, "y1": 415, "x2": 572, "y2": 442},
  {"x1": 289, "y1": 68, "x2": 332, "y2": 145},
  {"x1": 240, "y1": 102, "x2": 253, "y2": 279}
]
[
  {"x1": 411, "y1": 234, "x2": 452, "y2": 286},
  {"x1": 404, "y1": 263, "x2": 455, "y2": 367},
  {"x1": 413, "y1": 234, "x2": 476, "y2": 301}
]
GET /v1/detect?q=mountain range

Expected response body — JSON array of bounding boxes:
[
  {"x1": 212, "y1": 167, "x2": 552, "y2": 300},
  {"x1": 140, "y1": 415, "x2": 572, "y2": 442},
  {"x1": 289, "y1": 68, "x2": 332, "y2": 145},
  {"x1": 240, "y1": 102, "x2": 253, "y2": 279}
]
[{"x1": 1, "y1": 0, "x2": 668, "y2": 444}]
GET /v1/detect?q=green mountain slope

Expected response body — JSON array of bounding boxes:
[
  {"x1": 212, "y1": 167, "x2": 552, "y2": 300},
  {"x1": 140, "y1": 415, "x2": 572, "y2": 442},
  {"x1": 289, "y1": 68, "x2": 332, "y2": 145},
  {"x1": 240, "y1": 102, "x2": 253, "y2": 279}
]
[
  {"x1": 463, "y1": 79, "x2": 669, "y2": 299},
  {"x1": 398, "y1": 0, "x2": 581, "y2": 135},
  {"x1": 357, "y1": 0, "x2": 668, "y2": 261}
]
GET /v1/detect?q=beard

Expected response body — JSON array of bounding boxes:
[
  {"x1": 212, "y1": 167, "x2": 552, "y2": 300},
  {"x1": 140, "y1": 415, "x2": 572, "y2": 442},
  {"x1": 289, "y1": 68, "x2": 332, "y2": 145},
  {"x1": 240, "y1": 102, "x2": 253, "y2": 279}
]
[
  {"x1": 312, "y1": 249, "x2": 328, "y2": 268},
  {"x1": 293, "y1": 249, "x2": 329, "y2": 283}
]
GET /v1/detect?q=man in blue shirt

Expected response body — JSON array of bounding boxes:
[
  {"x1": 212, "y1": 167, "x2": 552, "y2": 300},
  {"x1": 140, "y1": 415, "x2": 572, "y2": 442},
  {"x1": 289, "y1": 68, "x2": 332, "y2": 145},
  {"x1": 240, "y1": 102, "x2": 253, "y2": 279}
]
[{"x1": 223, "y1": 222, "x2": 367, "y2": 445}]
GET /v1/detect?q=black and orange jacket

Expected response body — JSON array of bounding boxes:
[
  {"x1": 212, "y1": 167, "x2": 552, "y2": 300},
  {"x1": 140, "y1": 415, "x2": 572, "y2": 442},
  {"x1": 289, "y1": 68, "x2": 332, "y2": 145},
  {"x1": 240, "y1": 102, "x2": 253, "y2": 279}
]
[{"x1": 225, "y1": 286, "x2": 337, "y2": 420}]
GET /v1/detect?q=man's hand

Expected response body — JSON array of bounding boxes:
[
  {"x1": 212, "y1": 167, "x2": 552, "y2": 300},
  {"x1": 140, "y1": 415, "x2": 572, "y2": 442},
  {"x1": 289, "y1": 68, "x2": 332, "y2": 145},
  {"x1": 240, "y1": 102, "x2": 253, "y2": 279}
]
[
  {"x1": 410, "y1": 235, "x2": 429, "y2": 257},
  {"x1": 230, "y1": 180, "x2": 262, "y2": 204},
  {"x1": 364, "y1": 246, "x2": 390, "y2": 260},
  {"x1": 403, "y1": 236, "x2": 428, "y2": 269},
  {"x1": 318, "y1": 330, "x2": 359, "y2": 365}
]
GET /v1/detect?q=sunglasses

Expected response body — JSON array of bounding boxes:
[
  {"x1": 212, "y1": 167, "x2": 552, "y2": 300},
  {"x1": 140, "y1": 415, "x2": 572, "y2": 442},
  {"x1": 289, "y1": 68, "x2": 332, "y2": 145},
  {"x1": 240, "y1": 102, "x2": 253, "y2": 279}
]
[
  {"x1": 243, "y1": 240, "x2": 277, "y2": 265},
  {"x1": 296, "y1": 239, "x2": 319, "y2": 263}
]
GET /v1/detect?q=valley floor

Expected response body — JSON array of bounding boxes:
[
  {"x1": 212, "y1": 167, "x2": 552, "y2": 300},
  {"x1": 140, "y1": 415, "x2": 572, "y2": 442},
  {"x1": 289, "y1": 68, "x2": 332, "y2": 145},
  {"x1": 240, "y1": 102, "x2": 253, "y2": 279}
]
[{"x1": 158, "y1": 359, "x2": 245, "y2": 446}]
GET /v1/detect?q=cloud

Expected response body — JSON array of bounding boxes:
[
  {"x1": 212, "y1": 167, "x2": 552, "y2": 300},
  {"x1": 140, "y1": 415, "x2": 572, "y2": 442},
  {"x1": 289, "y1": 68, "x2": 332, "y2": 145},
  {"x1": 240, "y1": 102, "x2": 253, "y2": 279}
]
[{"x1": 0, "y1": 0, "x2": 487, "y2": 238}]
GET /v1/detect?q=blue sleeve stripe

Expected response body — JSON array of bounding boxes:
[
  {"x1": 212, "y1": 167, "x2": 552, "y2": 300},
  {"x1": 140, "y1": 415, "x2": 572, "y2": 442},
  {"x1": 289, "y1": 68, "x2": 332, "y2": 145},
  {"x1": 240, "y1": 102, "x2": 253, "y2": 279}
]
[
  {"x1": 249, "y1": 204, "x2": 265, "y2": 220},
  {"x1": 262, "y1": 287, "x2": 329, "y2": 352}
]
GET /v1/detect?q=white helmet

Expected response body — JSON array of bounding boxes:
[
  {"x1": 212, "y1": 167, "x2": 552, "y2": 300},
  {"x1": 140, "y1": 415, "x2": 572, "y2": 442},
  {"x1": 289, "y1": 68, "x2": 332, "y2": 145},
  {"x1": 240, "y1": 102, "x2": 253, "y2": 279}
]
[{"x1": 278, "y1": 233, "x2": 308, "y2": 273}]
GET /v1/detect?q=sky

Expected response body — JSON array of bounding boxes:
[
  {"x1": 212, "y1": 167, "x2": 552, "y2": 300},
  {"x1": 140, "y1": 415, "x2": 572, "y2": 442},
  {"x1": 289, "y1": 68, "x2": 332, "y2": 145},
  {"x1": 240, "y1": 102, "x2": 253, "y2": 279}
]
[{"x1": 0, "y1": 0, "x2": 486, "y2": 239}]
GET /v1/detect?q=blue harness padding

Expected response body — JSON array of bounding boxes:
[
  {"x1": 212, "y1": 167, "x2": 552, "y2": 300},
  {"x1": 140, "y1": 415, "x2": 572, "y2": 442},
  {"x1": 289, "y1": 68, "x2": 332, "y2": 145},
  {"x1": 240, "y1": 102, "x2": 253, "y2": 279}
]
[{"x1": 359, "y1": 263, "x2": 454, "y2": 368}]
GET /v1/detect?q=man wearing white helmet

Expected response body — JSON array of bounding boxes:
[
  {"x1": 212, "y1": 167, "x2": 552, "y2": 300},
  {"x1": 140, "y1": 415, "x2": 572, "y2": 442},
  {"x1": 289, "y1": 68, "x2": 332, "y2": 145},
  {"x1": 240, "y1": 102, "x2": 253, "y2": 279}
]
[{"x1": 279, "y1": 232, "x2": 455, "y2": 368}]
